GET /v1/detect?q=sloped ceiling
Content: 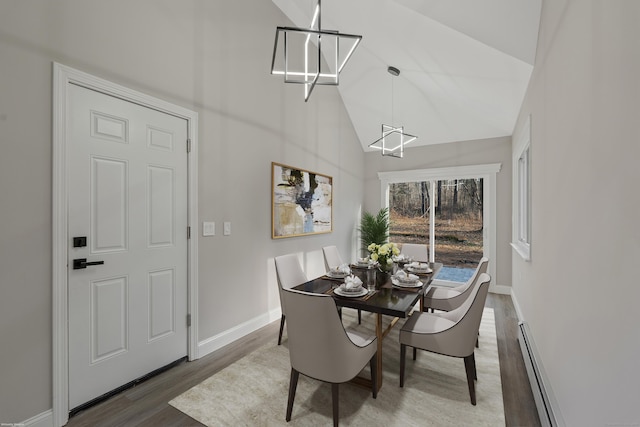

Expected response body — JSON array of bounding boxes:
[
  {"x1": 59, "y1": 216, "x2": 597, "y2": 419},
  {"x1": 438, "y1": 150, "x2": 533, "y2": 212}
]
[{"x1": 271, "y1": 0, "x2": 541, "y2": 151}]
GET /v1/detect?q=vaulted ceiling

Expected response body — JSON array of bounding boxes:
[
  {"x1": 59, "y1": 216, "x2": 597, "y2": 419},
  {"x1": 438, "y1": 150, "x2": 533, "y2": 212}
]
[{"x1": 271, "y1": 0, "x2": 542, "y2": 151}]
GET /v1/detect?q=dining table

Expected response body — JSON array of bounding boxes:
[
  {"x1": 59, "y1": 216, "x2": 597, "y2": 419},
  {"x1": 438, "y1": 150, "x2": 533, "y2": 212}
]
[{"x1": 293, "y1": 261, "x2": 442, "y2": 392}]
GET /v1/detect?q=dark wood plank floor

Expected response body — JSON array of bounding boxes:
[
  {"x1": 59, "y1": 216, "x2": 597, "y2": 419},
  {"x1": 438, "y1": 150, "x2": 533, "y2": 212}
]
[{"x1": 66, "y1": 293, "x2": 540, "y2": 427}]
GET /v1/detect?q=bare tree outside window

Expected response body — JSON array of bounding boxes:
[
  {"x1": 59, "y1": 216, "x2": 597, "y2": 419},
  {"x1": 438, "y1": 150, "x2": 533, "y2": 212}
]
[{"x1": 389, "y1": 179, "x2": 483, "y2": 268}]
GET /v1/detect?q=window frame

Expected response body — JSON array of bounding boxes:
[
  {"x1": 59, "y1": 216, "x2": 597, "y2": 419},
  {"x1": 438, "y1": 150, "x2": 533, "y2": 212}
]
[
  {"x1": 378, "y1": 163, "x2": 501, "y2": 286},
  {"x1": 511, "y1": 115, "x2": 532, "y2": 261}
]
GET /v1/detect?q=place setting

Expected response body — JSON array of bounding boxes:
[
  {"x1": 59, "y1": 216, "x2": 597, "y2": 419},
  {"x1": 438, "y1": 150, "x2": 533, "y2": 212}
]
[
  {"x1": 350, "y1": 256, "x2": 376, "y2": 269},
  {"x1": 405, "y1": 261, "x2": 433, "y2": 275},
  {"x1": 332, "y1": 274, "x2": 371, "y2": 298},
  {"x1": 324, "y1": 263, "x2": 352, "y2": 280},
  {"x1": 392, "y1": 253, "x2": 412, "y2": 266},
  {"x1": 391, "y1": 269, "x2": 423, "y2": 290}
]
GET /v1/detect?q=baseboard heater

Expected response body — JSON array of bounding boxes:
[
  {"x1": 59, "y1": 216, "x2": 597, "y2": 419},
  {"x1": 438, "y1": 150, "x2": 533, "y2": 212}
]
[{"x1": 517, "y1": 321, "x2": 558, "y2": 427}]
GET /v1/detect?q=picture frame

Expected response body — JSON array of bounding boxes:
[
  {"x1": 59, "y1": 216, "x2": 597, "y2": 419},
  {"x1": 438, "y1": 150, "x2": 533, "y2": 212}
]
[{"x1": 271, "y1": 162, "x2": 333, "y2": 239}]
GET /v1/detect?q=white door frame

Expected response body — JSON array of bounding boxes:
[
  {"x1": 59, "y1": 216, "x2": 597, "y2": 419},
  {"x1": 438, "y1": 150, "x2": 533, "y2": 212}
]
[
  {"x1": 52, "y1": 63, "x2": 199, "y2": 426},
  {"x1": 378, "y1": 163, "x2": 501, "y2": 290}
]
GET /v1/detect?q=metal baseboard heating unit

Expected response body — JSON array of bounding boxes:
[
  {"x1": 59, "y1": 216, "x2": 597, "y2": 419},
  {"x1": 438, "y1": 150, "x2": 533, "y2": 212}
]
[{"x1": 518, "y1": 321, "x2": 560, "y2": 427}]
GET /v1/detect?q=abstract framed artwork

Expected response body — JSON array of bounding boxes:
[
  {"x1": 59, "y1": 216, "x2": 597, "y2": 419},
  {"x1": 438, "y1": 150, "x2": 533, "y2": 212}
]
[{"x1": 271, "y1": 162, "x2": 333, "y2": 238}]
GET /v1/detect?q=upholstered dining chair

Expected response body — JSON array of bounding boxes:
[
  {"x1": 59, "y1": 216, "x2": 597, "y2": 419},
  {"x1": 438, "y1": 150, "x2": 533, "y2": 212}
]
[
  {"x1": 282, "y1": 288, "x2": 377, "y2": 426},
  {"x1": 423, "y1": 257, "x2": 489, "y2": 313},
  {"x1": 322, "y1": 245, "x2": 361, "y2": 324},
  {"x1": 274, "y1": 253, "x2": 308, "y2": 345},
  {"x1": 399, "y1": 272, "x2": 491, "y2": 405},
  {"x1": 400, "y1": 243, "x2": 429, "y2": 262},
  {"x1": 322, "y1": 245, "x2": 344, "y2": 271}
]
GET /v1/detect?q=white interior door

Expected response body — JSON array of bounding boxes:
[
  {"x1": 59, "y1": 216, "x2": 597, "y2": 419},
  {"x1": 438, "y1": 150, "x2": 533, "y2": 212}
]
[{"x1": 67, "y1": 83, "x2": 188, "y2": 409}]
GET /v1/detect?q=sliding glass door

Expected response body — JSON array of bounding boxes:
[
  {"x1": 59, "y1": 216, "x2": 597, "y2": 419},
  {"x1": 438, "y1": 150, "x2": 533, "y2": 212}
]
[{"x1": 379, "y1": 164, "x2": 500, "y2": 285}]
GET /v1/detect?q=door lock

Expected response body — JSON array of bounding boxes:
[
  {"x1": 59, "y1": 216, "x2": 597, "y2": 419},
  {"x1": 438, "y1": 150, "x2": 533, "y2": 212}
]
[
  {"x1": 73, "y1": 258, "x2": 105, "y2": 270},
  {"x1": 73, "y1": 236, "x2": 87, "y2": 248}
]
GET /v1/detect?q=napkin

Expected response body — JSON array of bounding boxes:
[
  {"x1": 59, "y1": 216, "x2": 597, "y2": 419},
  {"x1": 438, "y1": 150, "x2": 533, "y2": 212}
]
[
  {"x1": 331, "y1": 263, "x2": 351, "y2": 274},
  {"x1": 395, "y1": 270, "x2": 419, "y2": 281},
  {"x1": 410, "y1": 262, "x2": 429, "y2": 270},
  {"x1": 343, "y1": 274, "x2": 363, "y2": 289}
]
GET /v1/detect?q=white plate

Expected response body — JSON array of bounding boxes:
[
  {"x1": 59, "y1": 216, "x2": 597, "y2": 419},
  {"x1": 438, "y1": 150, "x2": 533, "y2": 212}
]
[
  {"x1": 334, "y1": 287, "x2": 368, "y2": 297},
  {"x1": 391, "y1": 278, "x2": 424, "y2": 288},
  {"x1": 392, "y1": 276, "x2": 419, "y2": 285},
  {"x1": 407, "y1": 266, "x2": 432, "y2": 274},
  {"x1": 327, "y1": 271, "x2": 349, "y2": 278}
]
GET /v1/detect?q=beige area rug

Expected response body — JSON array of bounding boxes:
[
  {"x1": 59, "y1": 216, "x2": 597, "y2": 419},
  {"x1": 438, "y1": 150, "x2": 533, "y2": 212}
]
[{"x1": 170, "y1": 308, "x2": 504, "y2": 426}]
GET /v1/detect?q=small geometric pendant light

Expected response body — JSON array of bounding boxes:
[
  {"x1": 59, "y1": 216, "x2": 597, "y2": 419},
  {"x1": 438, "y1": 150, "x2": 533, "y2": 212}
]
[{"x1": 369, "y1": 66, "x2": 417, "y2": 158}]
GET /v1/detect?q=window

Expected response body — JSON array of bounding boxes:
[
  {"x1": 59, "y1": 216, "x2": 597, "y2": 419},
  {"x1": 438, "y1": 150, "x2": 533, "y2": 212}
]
[
  {"x1": 512, "y1": 115, "x2": 531, "y2": 260},
  {"x1": 378, "y1": 163, "x2": 501, "y2": 285}
]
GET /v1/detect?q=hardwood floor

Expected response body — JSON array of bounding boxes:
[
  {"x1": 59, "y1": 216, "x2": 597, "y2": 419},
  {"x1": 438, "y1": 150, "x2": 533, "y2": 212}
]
[
  {"x1": 487, "y1": 293, "x2": 541, "y2": 426},
  {"x1": 66, "y1": 293, "x2": 541, "y2": 427}
]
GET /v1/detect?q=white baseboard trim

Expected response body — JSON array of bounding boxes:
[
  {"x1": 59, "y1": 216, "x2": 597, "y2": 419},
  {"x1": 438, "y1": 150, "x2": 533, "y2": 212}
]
[
  {"x1": 489, "y1": 284, "x2": 511, "y2": 295},
  {"x1": 15, "y1": 409, "x2": 53, "y2": 427},
  {"x1": 511, "y1": 289, "x2": 524, "y2": 322},
  {"x1": 197, "y1": 308, "x2": 282, "y2": 359}
]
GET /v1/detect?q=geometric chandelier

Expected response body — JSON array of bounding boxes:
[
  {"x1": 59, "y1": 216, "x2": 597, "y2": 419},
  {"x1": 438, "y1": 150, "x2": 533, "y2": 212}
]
[
  {"x1": 368, "y1": 66, "x2": 417, "y2": 158},
  {"x1": 270, "y1": 0, "x2": 362, "y2": 102}
]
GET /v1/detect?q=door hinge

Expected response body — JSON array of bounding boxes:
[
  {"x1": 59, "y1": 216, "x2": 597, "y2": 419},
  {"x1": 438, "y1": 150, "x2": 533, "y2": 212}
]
[
  {"x1": 187, "y1": 226, "x2": 191, "y2": 239},
  {"x1": 187, "y1": 314, "x2": 192, "y2": 327},
  {"x1": 186, "y1": 138, "x2": 191, "y2": 153}
]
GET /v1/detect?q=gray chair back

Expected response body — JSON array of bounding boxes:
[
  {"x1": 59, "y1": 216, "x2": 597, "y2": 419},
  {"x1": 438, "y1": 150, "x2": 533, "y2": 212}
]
[
  {"x1": 274, "y1": 254, "x2": 307, "y2": 317},
  {"x1": 411, "y1": 273, "x2": 491, "y2": 358},
  {"x1": 282, "y1": 288, "x2": 377, "y2": 383},
  {"x1": 322, "y1": 245, "x2": 344, "y2": 271},
  {"x1": 400, "y1": 243, "x2": 428, "y2": 262},
  {"x1": 424, "y1": 257, "x2": 489, "y2": 312},
  {"x1": 452, "y1": 257, "x2": 489, "y2": 294}
]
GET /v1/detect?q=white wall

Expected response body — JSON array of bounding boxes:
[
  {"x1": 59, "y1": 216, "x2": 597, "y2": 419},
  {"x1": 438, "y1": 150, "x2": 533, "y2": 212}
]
[
  {"x1": 0, "y1": 0, "x2": 365, "y2": 422},
  {"x1": 511, "y1": 0, "x2": 640, "y2": 424},
  {"x1": 363, "y1": 136, "x2": 513, "y2": 289}
]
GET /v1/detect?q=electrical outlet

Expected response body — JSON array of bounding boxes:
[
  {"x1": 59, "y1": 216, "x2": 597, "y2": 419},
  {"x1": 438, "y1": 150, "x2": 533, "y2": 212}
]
[{"x1": 223, "y1": 222, "x2": 231, "y2": 236}]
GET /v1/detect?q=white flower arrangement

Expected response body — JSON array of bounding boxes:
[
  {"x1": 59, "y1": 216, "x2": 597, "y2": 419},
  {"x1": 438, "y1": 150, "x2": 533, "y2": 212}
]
[{"x1": 367, "y1": 242, "x2": 400, "y2": 272}]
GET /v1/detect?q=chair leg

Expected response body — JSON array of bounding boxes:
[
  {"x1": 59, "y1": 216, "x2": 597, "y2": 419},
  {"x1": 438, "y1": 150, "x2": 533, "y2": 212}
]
[
  {"x1": 412, "y1": 347, "x2": 417, "y2": 360},
  {"x1": 358, "y1": 309, "x2": 362, "y2": 324},
  {"x1": 471, "y1": 352, "x2": 477, "y2": 380},
  {"x1": 400, "y1": 344, "x2": 406, "y2": 387},
  {"x1": 331, "y1": 383, "x2": 339, "y2": 427},
  {"x1": 278, "y1": 315, "x2": 286, "y2": 345},
  {"x1": 463, "y1": 355, "x2": 477, "y2": 405},
  {"x1": 370, "y1": 354, "x2": 377, "y2": 399},
  {"x1": 286, "y1": 368, "x2": 299, "y2": 421}
]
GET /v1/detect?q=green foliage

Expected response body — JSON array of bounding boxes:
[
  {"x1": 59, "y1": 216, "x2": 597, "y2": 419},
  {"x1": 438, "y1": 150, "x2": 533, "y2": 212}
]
[{"x1": 359, "y1": 207, "x2": 389, "y2": 253}]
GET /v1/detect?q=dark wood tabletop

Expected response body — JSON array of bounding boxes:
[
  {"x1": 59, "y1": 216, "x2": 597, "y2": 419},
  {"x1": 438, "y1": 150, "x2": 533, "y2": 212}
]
[{"x1": 294, "y1": 262, "x2": 442, "y2": 318}]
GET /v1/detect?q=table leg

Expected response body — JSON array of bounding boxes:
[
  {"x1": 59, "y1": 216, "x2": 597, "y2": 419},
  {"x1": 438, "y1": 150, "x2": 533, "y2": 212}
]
[
  {"x1": 352, "y1": 313, "x2": 400, "y2": 393},
  {"x1": 375, "y1": 313, "x2": 383, "y2": 392}
]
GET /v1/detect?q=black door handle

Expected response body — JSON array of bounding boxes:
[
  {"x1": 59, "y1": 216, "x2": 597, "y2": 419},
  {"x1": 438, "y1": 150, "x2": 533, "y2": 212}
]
[{"x1": 73, "y1": 258, "x2": 105, "y2": 270}]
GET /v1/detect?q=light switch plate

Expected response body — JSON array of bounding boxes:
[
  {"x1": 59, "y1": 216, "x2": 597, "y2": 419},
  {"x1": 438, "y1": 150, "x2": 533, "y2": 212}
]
[
  {"x1": 203, "y1": 221, "x2": 215, "y2": 236},
  {"x1": 223, "y1": 221, "x2": 231, "y2": 236}
]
